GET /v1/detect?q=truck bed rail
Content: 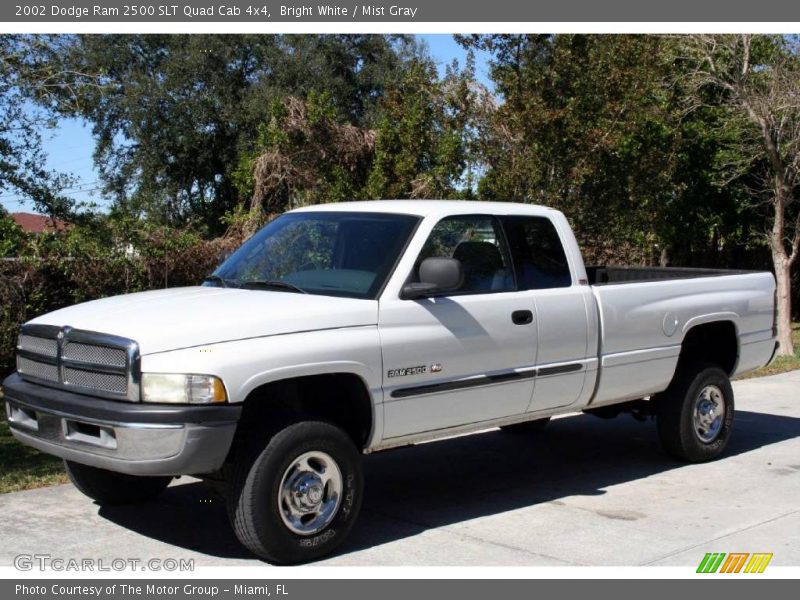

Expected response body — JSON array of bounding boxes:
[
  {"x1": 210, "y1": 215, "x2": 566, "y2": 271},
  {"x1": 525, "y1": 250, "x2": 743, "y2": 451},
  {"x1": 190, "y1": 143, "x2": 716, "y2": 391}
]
[{"x1": 586, "y1": 265, "x2": 757, "y2": 286}]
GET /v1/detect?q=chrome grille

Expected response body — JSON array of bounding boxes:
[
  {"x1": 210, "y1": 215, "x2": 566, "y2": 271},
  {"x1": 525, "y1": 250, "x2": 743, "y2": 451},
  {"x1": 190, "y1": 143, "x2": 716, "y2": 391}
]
[
  {"x1": 64, "y1": 367, "x2": 128, "y2": 394},
  {"x1": 15, "y1": 325, "x2": 139, "y2": 401},
  {"x1": 62, "y1": 342, "x2": 127, "y2": 368},
  {"x1": 17, "y1": 355, "x2": 60, "y2": 382},
  {"x1": 18, "y1": 335, "x2": 58, "y2": 358}
]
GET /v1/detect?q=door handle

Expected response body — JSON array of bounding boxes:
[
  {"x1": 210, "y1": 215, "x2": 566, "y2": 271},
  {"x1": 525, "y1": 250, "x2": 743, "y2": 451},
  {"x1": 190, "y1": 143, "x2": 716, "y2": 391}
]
[{"x1": 511, "y1": 310, "x2": 533, "y2": 325}]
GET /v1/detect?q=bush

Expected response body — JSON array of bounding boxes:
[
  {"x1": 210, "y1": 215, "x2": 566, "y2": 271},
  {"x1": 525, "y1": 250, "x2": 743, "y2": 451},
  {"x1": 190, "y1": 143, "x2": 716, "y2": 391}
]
[{"x1": 0, "y1": 215, "x2": 242, "y2": 377}]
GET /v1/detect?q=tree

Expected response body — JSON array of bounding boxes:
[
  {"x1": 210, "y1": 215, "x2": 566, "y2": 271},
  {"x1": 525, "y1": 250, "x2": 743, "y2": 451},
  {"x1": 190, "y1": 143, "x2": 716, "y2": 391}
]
[
  {"x1": 236, "y1": 50, "x2": 484, "y2": 230},
  {"x1": 0, "y1": 208, "x2": 27, "y2": 257},
  {"x1": 49, "y1": 34, "x2": 410, "y2": 231},
  {"x1": 459, "y1": 34, "x2": 766, "y2": 272},
  {"x1": 240, "y1": 92, "x2": 376, "y2": 234},
  {"x1": 458, "y1": 35, "x2": 687, "y2": 260},
  {"x1": 365, "y1": 55, "x2": 482, "y2": 199},
  {"x1": 679, "y1": 35, "x2": 800, "y2": 354},
  {"x1": 0, "y1": 35, "x2": 87, "y2": 218}
]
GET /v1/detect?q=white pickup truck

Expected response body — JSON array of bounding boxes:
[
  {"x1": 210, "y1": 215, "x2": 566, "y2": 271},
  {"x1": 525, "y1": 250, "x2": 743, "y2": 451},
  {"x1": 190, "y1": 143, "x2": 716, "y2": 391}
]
[{"x1": 4, "y1": 200, "x2": 778, "y2": 563}]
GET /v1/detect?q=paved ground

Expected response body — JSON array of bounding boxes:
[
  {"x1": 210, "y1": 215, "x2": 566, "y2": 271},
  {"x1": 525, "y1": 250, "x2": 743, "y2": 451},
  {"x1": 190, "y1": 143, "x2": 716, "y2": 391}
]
[{"x1": 1, "y1": 370, "x2": 799, "y2": 567}]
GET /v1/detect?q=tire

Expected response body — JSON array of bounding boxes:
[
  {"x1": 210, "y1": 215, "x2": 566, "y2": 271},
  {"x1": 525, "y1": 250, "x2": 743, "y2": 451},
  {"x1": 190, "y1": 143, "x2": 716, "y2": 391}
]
[
  {"x1": 227, "y1": 421, "x2": 363, "y2": 564},
  {"x1": 655, "y1": 365, "x2": 734, "y2": 462},
  {"x1": 64, "y1": 460, "x2": 172, "y2": 505},
  {"x1": 500, "y1": 417, "x2": 551, "y2": 435}
]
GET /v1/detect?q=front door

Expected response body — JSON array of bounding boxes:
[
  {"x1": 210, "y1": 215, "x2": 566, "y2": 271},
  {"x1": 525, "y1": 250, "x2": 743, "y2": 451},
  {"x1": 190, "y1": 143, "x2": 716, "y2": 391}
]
[{"x1": 378, "y1": 214, "x2": 540, "y2": 440}]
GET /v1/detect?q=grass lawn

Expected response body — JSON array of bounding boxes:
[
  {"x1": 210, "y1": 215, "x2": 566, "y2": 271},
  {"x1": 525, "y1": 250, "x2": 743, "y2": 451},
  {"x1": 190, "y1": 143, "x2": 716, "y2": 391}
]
[
  {"x1": 0, "y1": 322, "x2": 798, "y2": 494},
  {"x1": 0, "y1": 394, "x2": 67, "y2": 493},
  {"x1": 738, "y1": 322, "x2": 800, "y2": 379}
]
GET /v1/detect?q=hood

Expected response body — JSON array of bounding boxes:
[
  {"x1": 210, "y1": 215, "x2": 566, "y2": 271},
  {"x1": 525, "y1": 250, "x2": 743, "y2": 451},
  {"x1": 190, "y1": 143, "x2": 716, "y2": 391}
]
[{"x1": 28, "y1": 286, "x2": 378, "y2": 355}]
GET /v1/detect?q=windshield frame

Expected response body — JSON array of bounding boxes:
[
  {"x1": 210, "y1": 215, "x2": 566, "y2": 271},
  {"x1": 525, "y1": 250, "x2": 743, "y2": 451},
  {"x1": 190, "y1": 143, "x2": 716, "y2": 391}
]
[{"x1": 211, "y1": 210, "x2": 423, "y2": 300}]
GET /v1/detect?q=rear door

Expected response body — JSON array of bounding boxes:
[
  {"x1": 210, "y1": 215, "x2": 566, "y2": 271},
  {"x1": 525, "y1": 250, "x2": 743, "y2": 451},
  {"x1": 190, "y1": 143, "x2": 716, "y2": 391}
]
[
  {"x1": 378, "y1": 214, "x2": 540, "y2": 440},
  {"x1": 499, "y1": 215, "x2": 595, "y2": 412}
]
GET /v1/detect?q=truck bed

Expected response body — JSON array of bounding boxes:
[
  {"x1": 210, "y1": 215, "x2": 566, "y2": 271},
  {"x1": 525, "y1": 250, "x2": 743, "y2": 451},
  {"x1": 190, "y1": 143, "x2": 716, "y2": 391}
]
[
  {"x1": 586, "y1": 265, "x2": 755, "y2": 286},
  {"x1": 586, "y1": 268, "x2": 776, "y2": 408}
]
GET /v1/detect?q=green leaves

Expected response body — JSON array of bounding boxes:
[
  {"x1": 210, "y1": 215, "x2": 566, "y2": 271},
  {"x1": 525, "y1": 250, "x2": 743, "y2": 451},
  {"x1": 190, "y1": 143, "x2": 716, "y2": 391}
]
[
  {"x1": 47, "y1": 35, "x2": 409, "y2": 231},
  {"x1": 458, "y1": 34, "x2": 779, "y2": 266},
  {"x1": 0, "y1": 35, "x2": 83, "y2": 219}
]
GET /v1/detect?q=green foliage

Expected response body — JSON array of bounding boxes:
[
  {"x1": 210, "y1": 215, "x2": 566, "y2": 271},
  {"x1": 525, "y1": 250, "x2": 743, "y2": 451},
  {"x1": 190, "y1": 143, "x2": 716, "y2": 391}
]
[
  {"x1": 0, "y1": 216, "x2": 242, "y2": 376},
  {"x1": 48, "y1": 34, "x2": 411, "y2": 231},
  {"x1": 459, "y1": 34, "x2": 774, "y2": 265},
  {"x1": 249, "y1": 91, "x2": 371, "y2": 210},
  {"x1": 367, "y1": 60, "x2": 441, "y2": 198},
  {"x1": 231, "y1": 52, "x2": 480, "y2": 223},
  {"x1": 2, "y1": 34, "x2": 796, "y2": 340},
  {"x1": 0, "y1": 213, "x2": 27, "y2": 257},
  {"x1": 365, "y1": 57, "x2": 477, "y2": 199},
  {"x1": 0, "y1": 35, "x2": 80, "y2": 218}
]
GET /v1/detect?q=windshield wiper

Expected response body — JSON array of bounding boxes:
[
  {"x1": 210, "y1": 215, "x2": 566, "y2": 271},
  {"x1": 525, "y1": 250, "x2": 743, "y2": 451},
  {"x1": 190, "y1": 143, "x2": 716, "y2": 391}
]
[
  {"x1": 239, "y1": 280, "x2": 308, "y2": 294},
  {"x1": 202, "y1": 275, "x2": 231, "y2": 288}
]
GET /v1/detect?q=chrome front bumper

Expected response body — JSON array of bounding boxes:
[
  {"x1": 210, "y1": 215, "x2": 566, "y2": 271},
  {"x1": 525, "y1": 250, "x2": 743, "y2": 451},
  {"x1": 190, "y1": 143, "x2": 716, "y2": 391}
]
[{"x1": 3, "y1": 373, "x2": 241, "y2": 476}]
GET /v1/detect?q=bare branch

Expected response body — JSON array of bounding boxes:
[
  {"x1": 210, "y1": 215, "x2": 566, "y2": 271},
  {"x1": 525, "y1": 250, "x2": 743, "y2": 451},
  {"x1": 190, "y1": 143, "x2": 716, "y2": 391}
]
[{"x1": 679, "y1": 34, "x2": 800, "y2": 352}]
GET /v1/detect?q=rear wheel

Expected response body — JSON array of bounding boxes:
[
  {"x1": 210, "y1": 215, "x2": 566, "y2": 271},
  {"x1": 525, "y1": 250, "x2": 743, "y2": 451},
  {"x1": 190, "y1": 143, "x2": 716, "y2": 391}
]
[
  {"x1": 500, "y1": 417, "x2": 551, "y2": 435},
  {"x1": 64, "y1": 460, "x2": 171, "y2": 505},
  {"x1": 655, "y1": 365, "x2": 734, "y2": 462},
  {"x1": 226, "y1": 420, "x2": 363, "y2": 564}
]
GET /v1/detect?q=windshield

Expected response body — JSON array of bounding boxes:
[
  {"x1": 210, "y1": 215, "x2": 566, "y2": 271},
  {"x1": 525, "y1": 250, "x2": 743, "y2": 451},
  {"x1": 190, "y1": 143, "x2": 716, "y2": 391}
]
[{"x1": 209, "y1": 211, "x2": 420, "y2": 299}]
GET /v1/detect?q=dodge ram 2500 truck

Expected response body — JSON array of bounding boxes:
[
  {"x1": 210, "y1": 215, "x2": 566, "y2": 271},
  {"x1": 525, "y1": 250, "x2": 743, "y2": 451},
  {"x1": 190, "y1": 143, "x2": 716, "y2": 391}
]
[{"x1": 3, "y1": 201, "x2": 778, "y2": 564}]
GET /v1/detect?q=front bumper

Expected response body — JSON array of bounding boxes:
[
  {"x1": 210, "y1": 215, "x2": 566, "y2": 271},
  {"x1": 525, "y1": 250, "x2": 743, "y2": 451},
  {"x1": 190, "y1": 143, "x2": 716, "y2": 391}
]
[{"x1": 2, "y1": 373, "x2": 241, "y2": 476}]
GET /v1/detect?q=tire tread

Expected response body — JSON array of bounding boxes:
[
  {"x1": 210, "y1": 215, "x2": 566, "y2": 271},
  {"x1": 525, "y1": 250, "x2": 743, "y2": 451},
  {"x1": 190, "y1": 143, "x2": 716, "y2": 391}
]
[
  {"x1": 655, "y1": 363, "x2": 734, "y2": 462},
  {"x1": 226, "y1": 420, "x2": 363, "y2": 564}
]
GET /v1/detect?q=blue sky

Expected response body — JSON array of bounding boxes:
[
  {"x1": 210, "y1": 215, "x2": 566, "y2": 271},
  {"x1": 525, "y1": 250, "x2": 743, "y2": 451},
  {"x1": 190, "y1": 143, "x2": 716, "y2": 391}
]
[{"x1": 1, "y1": 34, "x2": 492, "y2": 215}]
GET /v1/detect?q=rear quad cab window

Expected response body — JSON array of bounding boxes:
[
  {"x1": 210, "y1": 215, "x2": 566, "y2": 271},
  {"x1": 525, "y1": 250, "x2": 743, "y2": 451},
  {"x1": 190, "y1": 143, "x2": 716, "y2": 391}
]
[{"x1": 500, "y1": 215, "x2": 572, "y2": 290}]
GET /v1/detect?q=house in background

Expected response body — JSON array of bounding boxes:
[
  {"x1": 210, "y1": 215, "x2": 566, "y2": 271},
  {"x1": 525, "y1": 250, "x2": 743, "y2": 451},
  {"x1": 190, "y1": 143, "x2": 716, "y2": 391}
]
[{"x1": 11, "y1": 213, "x2": 70, "y2": 234}]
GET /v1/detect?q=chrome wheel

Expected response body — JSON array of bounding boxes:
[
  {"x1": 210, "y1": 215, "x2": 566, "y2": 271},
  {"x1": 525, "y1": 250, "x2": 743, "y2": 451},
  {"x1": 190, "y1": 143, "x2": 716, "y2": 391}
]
[
  {"x1": 278, "y1": 450, "x2": 343, "y2": 535},
  {"x1": 693, "y1": 385, "x2": 726, "y2": 443}
]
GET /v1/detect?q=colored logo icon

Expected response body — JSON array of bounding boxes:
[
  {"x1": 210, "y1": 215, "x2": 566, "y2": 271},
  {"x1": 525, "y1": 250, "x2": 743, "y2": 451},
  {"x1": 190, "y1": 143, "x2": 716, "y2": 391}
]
[{"x1": 696, "y1": 552, "x2": 773, "y2": 573}]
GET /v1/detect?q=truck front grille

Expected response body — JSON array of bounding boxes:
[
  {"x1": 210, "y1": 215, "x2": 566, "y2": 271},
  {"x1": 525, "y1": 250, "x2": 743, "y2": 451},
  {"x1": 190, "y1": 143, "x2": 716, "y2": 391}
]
[
  {"x1": 63, "y1": 367, "x2": 129, "y2": 394},
  {"x1": 62, "y1": 342, "x2": 127, "y2": 368},
  {"x1": 18, "y1": 335, "x2": 58, "y2": 358},
  {"x1": 16, "y1": 355, "x2": 60, "y2": 383},
  {"x1": 16, "y1": 325, "x2": 139, "y2": 402}
]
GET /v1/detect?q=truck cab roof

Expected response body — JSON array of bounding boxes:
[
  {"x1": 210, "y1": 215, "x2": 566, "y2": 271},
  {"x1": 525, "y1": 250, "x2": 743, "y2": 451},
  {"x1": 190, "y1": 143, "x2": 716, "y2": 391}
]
[{"x1": 289, "y1": 199, "x2": 559, "y2": 218}]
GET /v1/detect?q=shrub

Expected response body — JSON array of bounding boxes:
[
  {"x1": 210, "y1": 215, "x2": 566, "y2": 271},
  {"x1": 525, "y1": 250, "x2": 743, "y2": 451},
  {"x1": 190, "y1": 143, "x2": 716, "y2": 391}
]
[{"x1": 0, "y1": 217, "x2": 242, "y2": 377}]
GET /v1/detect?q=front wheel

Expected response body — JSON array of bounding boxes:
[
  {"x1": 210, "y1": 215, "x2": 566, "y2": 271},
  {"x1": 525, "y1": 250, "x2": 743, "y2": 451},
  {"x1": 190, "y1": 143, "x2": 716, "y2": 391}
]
[
  {"x1": 655, "y1": 365, "x2": 734, "y2": 462},
  {"x1": 227, "y1": 421, "x2": 363, "y2": 564},
  {"x1": 64, "y1": 460, "x2": 172, "y2": 505}
]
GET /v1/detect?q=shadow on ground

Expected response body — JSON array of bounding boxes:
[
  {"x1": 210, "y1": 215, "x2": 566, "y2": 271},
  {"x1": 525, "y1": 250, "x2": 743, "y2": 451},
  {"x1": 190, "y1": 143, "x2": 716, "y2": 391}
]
[{"x1": 97, "y1": 409, "x2": 800, "y2": 561}]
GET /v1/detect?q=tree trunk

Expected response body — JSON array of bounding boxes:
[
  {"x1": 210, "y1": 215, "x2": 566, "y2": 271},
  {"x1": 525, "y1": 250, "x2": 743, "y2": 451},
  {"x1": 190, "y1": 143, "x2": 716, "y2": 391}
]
[
  {"x1": 659, "y1": 246, "x2": 670, "y2": 267},
  {"x1": 773, "y1": 254, "x2": 794, "y2": 356}
]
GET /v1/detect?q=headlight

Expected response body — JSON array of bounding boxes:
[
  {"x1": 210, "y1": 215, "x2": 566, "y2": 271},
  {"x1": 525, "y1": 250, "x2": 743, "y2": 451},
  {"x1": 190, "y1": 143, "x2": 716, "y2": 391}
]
[{"x1": 141, "y1": 373, "x2": 227, "y2": 404}]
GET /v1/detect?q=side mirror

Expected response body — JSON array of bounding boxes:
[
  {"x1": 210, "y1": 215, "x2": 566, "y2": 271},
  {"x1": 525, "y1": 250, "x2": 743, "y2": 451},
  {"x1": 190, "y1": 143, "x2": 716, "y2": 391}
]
[{"x1": 402, "y1": 257, "x2": 464, "y2": 300}]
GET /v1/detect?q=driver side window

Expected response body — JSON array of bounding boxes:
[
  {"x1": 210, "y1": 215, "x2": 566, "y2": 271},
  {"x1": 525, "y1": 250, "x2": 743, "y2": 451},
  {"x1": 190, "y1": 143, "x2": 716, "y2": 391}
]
[{"x1": 415, "y1": 215, "x2": 515, "y2": 294}]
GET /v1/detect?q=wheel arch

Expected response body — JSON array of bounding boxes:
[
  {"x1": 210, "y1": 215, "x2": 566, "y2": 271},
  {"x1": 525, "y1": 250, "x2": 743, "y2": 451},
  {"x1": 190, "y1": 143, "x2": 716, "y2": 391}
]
[
  {"x1": 232, "y1": 370, "x2": 376, "y2": 452},
  {"x1": 677, "y1": 318, "x2": 739, "y2": 376}
]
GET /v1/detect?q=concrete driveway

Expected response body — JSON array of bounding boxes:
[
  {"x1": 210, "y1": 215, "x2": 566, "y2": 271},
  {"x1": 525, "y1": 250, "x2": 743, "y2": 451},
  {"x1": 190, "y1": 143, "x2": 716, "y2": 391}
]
[{"x1": 2, "y1": 370, "x2": 799, "y2": 567}]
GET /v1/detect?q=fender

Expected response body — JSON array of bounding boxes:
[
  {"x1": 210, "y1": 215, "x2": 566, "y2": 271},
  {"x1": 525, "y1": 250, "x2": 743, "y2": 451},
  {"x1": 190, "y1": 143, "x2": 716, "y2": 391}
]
[
  {"x1": 237, "y1": 360, "x2": 380, "y2": 403},
  {"x1": 681, "y1": 312, "x2": 740, "y2": 336}
]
